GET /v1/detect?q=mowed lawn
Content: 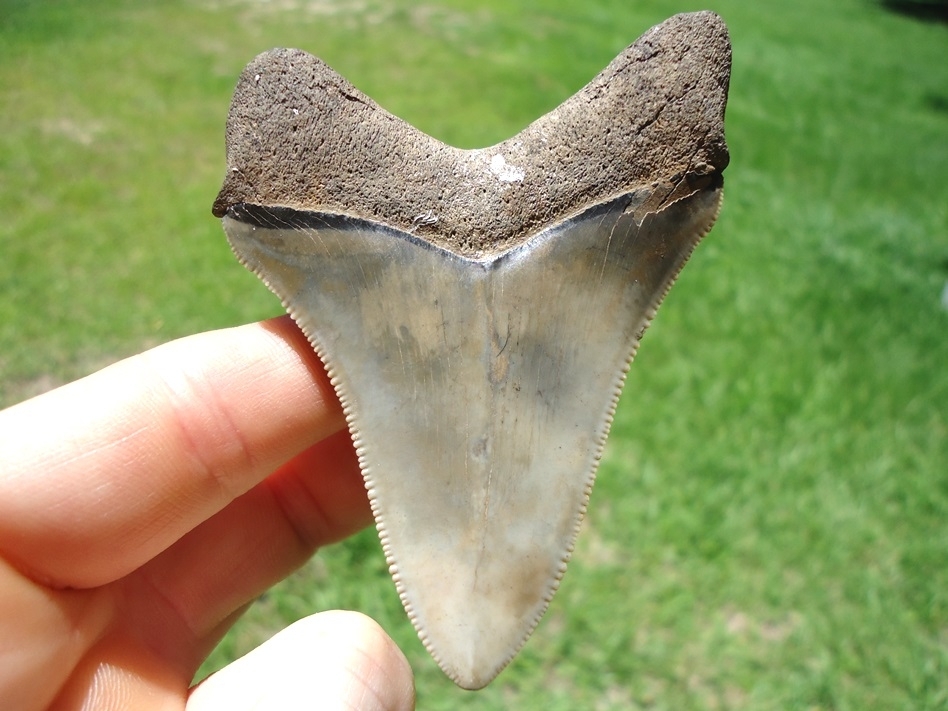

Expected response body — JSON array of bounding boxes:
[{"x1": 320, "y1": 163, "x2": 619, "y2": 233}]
[{"x1": 1, "y1": 0, "x2": 946, "y2": 708}]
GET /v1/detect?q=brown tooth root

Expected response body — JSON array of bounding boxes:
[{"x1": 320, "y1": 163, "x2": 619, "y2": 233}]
[{"x1": 214, "y1": 11, "x2": 730, "y2": 690}]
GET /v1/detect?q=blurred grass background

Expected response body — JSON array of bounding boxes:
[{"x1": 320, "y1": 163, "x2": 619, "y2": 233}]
[{"x1": 1, "y1": 0, "x2": 946, "y2": 708}]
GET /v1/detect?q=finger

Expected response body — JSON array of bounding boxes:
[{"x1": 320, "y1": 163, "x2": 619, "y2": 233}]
[
  {"x1": 0, "y1": 558, "x2": 110, "y2": 711},
  {"x1": 120, "y1": 429, "x2": 373, "y2": 673},
  {"x1": 0, "y1": 316, "x2": 345, "y2": 588},
  {"x1": 46, "y1": 631, "x2": 189, "y2": 711},
  {"x1": 186, "y1": 612, "x2": 415, "y2": 711}
]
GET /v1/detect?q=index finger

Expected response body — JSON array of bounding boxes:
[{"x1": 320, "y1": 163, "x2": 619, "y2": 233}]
[{"x1": 0, "y1": 316, "x2": 347, "y2": 588}]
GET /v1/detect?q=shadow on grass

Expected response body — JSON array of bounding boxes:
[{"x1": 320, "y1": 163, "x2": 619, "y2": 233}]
[
  {"x1": 879, "y1": 0, "x2": 948, "y2": 23},
  {"x1": 925, "y1": 93, "x2": 948, "y2": 114}
]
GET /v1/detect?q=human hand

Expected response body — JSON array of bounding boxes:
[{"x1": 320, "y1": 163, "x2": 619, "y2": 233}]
[{"x1": 0, "y1": 316, "x2": 415, "y2": 710}]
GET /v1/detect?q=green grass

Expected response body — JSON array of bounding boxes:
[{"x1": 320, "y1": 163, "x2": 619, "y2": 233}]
[{"x1": 2, "y1": 0, "x2": 947, "y2": 708}]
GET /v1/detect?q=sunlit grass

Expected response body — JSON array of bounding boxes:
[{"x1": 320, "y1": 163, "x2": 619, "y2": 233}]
[{"x1": 2, "y1": 0, "x2": 946, "y2": 708}]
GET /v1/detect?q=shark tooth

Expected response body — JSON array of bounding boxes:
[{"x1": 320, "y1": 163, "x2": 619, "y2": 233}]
[{"x1": 213, "y1": 11, "x2": 730, "y2": 689}]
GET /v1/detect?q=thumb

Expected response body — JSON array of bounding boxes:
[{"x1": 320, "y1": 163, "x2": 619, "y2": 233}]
[{"x1": 187, "y1": 611, "x2": 415, "y2": 711}]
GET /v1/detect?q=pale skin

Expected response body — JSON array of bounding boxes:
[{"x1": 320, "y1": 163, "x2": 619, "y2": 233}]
[{"x1": 0, "y1": 316, "x2": 416, "y2": 710}]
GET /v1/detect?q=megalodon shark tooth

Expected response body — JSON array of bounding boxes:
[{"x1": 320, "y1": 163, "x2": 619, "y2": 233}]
[{"x1": 212, "y1": 11, "x2": 731, "y2": 690}]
